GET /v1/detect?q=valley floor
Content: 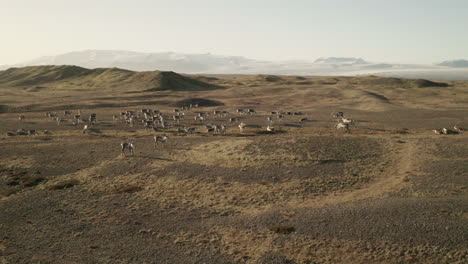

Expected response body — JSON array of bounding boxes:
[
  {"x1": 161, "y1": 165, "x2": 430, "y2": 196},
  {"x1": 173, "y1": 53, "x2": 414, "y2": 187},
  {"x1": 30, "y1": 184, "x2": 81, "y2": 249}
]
[{"x1": 0, "y1": 75, "x2": 467, "y2": 263}]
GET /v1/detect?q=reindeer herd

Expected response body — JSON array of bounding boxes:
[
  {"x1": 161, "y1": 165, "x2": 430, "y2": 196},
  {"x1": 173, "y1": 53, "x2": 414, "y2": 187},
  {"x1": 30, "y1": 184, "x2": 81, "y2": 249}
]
[{"x1": 6, "y1": 105, "x2": 465, "y2": 156}]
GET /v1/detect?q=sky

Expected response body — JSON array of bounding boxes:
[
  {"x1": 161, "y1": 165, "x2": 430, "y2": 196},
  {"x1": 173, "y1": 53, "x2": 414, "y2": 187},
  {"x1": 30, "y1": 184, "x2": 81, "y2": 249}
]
[{"x1": 1, "y1": 0, "x2": 467, "y2": 65}]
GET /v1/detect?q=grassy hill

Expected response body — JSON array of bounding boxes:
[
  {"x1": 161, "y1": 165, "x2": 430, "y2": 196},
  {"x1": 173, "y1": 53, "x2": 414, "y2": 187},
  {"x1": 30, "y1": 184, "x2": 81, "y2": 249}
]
[{"x1": 0, "y1": 65, "x2": 223, "y2": 92}]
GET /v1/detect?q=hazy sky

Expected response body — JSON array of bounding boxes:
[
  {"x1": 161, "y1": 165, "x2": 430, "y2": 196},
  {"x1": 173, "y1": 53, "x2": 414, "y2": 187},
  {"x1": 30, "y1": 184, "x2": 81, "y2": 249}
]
[{"x1": 1, "y1": 0, "x2": 467, "y2": 64}]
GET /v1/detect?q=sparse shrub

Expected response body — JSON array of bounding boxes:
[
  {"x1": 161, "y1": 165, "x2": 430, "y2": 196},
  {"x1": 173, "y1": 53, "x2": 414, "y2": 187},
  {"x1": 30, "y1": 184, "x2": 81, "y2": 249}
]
[
  {"x1": 47, "y1": 179, "x2": 80, "y2": 190},
  {"x1": 270, "y1": 225, "x2": 295, "y2": 234}
]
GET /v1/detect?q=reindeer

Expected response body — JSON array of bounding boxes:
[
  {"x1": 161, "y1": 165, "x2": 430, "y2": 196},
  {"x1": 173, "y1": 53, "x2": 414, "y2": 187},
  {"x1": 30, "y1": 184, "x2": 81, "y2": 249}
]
[
  {"x1": 154, "y1": 135, "x2": 169, "y2": 148},
  {"x1": 216, "y1": 124, "x2": 227, "y2": 134},
  {"x1": 229, "y1": 117, "x2": 238, "y2": 124},
  {"x1": 121, "y1": 142, "x2": 135, "y2": 155},
  {"x1": 335, "y1": 123, "x2": 350, "y2": 133},
  {"x1": 266, "y1": 125, "x2": 275, "y2": 133},
  {"x1": 83, "y1": 125, "x2": 89, "y2": 134},
  {"x1": 453, "y1": 125, "x2": 464, "y2": 133},
  {"x1": 277, "y1": 114, "x2": 284, "y2": 122},
  {"x1": 18, "y1": 115, "x2": 25, "y2": 121},
  {"x1": 238, "y1": 122, "x2": 246, "y2": 133},
  {"x1": 334, "y1": 112, "x2": 344, "y2": 118},
  {"x1": 267, "y1": 116, "x2": 273, "y2": 125},
  {"x1": 341, "y1": 118, "x2": 353, "y2": 124}
]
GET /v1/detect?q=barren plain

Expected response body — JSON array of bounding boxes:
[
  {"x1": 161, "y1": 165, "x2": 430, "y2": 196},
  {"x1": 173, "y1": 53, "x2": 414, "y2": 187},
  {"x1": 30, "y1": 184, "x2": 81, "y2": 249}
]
[{"x1": 0, "y1": 66, "x2": 467, "y2": 263}]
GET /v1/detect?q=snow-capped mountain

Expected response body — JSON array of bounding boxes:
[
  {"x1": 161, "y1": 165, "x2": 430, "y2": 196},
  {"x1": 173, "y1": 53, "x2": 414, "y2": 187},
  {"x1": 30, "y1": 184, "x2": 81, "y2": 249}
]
[
  {"x1": 314, "y1": 57, "x2": 368, "y2": 65},
  {"x1": 12, "y1": 50, "x2": 256, "y2": 73}
]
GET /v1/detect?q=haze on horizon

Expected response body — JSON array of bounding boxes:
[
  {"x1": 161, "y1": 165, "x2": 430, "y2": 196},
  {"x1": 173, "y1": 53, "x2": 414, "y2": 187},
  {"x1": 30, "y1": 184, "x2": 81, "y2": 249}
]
[{"x1": 1, "y1": 0, "x2": 468, "y2": 65}]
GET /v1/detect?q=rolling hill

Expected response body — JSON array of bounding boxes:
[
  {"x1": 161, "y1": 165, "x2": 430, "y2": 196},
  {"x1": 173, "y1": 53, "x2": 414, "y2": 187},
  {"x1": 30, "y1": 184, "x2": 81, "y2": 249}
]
[{"x1": 0, "y1": 65, "x2": 223, "y2": 92}]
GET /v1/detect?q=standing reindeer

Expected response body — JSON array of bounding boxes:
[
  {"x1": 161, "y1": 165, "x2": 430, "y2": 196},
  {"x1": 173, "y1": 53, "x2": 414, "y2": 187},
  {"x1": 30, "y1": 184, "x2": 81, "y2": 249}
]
[
  {"x1": 238, "y1": 122, "x2": 246, "y2": 133},
  {"x1": 154, "y1": 135, "x2": 169, "y2": 148},
  {"x1": 121, "y1": 142, "x2": 135, "y2": 155}
]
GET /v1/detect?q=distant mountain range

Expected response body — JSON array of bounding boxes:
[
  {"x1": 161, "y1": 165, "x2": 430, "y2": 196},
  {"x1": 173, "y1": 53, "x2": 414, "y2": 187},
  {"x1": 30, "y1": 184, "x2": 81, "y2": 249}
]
[
  {"x1": 437, "y1": 59, "x2": 468, "y2": 68},
  {"x1": 1, "y1": 50, "x2": 468, "y2": 80}
]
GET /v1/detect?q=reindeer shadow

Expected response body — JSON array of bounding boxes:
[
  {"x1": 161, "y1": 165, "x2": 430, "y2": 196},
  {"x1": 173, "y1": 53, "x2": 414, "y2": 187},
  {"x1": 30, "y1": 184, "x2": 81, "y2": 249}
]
[
  {"x1": 256, "y1": 130, "x2": 287, "y2": 135},
  {"x1": 142, "y1": 156, "x2": 173, "y2": 161},
  {"x1": 283, "y1": 124, "x2": 301, "y2": 127}
]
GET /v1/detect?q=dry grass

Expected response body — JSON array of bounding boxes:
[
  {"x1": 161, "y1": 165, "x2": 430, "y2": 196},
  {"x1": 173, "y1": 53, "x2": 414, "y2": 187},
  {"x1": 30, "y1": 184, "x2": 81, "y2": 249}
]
[
  {"x1": 0, "y1": 69, "x2": 466, "y2": 263},
  {"x1": 269, "y1": 225, "x2": 295, "y2": 234},
  {"x1": 46, "y1": 179, "x2": 80, "y2": 190}
]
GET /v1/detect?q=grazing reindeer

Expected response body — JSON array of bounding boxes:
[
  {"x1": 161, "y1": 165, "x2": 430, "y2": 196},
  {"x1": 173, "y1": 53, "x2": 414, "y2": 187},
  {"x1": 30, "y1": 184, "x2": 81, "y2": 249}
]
[
  {"x1": 277, "y1": 114, "x2": 284, "y2": 121},
  {"x1": 267, "y1": 116, "x2": 273, "y2": 125},
  {"x1": 19, "y1": 115, "x2": 25, "y2": 121},
  {"x1": 121, "y1": 142, "x2": 135, "y2": 155},
  {"x1": 237, "y1": 109, "x2": 245, "y2": 115},
  {"x1": 238, "y1": 122, "x2": 246, "y2": 133},
  {"x1": 266, "y1": 125, "x2": 275, "y2": 132},
  {"x1": 341, "y1": 118, "x2": 353, "y2": 124},
  {"x1": 441, "y1": 128, "x2": 459, "y2": 135},
  {"x1": 433, "y1": 129, "x2": 443, "y2": 135},
  {"x1": 215, "y1": 124, "x2": 227, "y2": 134},
  {"x1": 453, "y1": 125, "x2": 464, "y2": 133},
  {"x1": 247, "y1": 109, "x2": 256, "y2": 115},
  {"x1": 154, "y1": 135, "x2": 169, "y2": 148},
  {"x1": 335, "y1": 123, "x2": 350, "y2": 133},
  {"x1": 186, "y1": 127, "x2": 196, "y2": 134},
  {"x1": 229, "y1": 117, "x2": 238, "y2": 124},
  {"x1": 334, "y1": 112, "x2": 344, "y2": 118}
]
